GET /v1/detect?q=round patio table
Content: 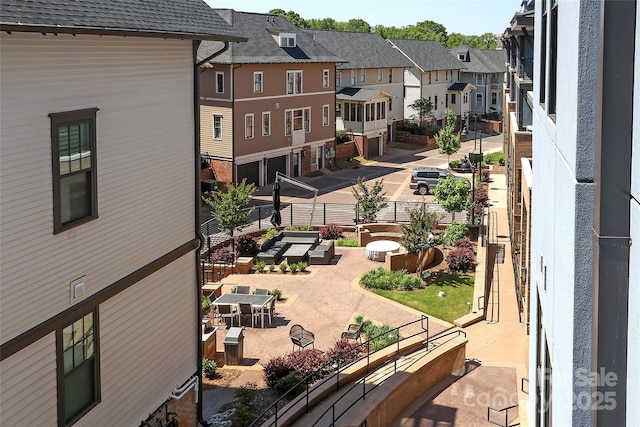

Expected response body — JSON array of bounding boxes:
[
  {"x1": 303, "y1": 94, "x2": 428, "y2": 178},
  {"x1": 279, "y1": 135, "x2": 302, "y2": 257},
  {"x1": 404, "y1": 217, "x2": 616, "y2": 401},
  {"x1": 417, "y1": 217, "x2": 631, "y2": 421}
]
[{"x1": 365, "y1": 240, "x2": 401, "y2": 262}]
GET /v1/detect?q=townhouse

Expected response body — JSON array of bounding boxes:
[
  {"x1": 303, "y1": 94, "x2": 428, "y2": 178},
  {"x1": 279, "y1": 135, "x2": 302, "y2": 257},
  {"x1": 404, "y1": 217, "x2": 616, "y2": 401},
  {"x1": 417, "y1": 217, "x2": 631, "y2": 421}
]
[
  {"x1": 0, "y1": 1, "x2": 244, "y2": 426},
  {"x1": 450, "y1": 44, "x2": 506, "y2": 118},
  {"x1": 388, "y1": 38, "x2": 472, "y2": 126},
  {"x1": 527, "y1": 0, "x2": 638, "y2": 425},
  {"x1": 305, "y1": 30, "x2": 413, "y2": 158},
  {"x1": 199, "y1": 10, "x2": 341, "y2": 186}
]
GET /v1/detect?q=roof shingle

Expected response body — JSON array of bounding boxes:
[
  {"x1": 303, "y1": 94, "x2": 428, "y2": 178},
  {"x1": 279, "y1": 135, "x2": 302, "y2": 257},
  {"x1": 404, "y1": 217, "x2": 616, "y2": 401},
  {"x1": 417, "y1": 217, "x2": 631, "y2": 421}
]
[
  {"x1": 450, "y1": 44, "x2": 506, "y2": 74},
  {"x1": 0, "y1": 0, "x2": 245, "y2": 41},
  {"x1": 388, "y1": 38, "x2": 464, "y2": 72}
]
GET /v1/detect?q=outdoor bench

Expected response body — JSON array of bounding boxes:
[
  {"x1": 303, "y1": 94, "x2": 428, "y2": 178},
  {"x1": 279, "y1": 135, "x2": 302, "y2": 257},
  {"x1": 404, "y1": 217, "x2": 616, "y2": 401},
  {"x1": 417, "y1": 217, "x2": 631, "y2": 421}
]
[{"x1": 309, "y1": 240, "x2": 335, "y2": 265}]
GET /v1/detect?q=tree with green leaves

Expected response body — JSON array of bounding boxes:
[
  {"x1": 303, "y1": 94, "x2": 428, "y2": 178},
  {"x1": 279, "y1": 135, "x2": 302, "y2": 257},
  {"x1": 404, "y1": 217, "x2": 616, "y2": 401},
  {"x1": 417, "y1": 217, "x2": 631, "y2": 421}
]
[
  {"x1": 431, "y1": 175, "x2": 473, "y2": 222},
  {"x1": 343, "y1": 18, "x2": 371, "y2": 33},
  {"x1": 400, "y1": 203, "x2": 441, "y2": 273},
  {"x1": 352, "y1": 177, "x2": 388, "y2": 223},
  {"x1": 203, "y1": 179, "x2": 256, "y2": 240},
  {"x1": 269, "y1": 9, "x2": 307, "y2": 27},
  {"x1": 435, "y1": 109, "x2": 461, "y2": 165},
  {"x1": 409, "y1": 98, "x2": 434, "y2": 125}
]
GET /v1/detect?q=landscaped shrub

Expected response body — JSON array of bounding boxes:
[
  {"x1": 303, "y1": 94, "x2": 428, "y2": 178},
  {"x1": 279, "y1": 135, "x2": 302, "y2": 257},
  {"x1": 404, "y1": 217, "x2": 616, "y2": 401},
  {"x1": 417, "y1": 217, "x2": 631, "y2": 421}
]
[
  {"x1": 289, "y1": 263, "x2": 299, "y2": 273},
  {"x1": 263, "y1": 355, "x2": 295, "y2": 389},
  {"x1": 479, "y1": 169, "x2": 491, "y2": 182},
  {"x1": 446, "y1": 246, "x2": 477, "y2": 272},
  {"x1": 211, "y1": 247, "x2": 235, "y2": 264},
  {"x1": 325, "y1": 339, "x2": 364, "y2": 367},
  {"x1": 355, "y1": 316, "x2": 401, "y2": 352},
  {"x1": 336, "y1": 237, "x2": 359, "y2": 247},
  {"x1": 275, "y1": 371, "x2": 305, "y2": 396},
  {"x1": 230, "y1": 383, "x2": 259, "y2": 427},
  {"x1": 298, "y1": 223, "x2": 311, "y2": 231},
  {"x1": 442, "y1": 221, "x2": 469, "y2": 246},
  {"x1": 296, "y1": 261, "x2": 307, "y2": 272},
  {"x1": 449, "y1": 159, "x2": 461, "y2": 169},
  {"x1": 336, "y1": 129, "x2": 350, "y2": 143},
  {"x1": 284, "y1": 225, "x2": 298, "y2": 231},
  {"x1": 279, "y1": 261, "x2": 288, "y2": 273},
  {"x1": 455, "y1": 237, "x2": 476, "y2": 252},
  {"x1": 269, "y1": 289, "x2": 282, "y2": 300},
  {"x1": 285, "y1": 349, "x2": 330, "y2": 383},
  {"x1": 254, "y1": 260, "x2": 266, "y2": 273},
  {"x1": 473, "y1": 188, "x2": 489, "y2": 214},
  {"x1": 262, "y1": 228, "x2": 279, "y2": 242},
  {"x1": 360, "y1": 268, "x2": 421, "y2": 290},
  {"x1": 420, "y1": 269, "x2": 432, "y2": 282},
  {"x1": 320, "y1": 224, "x2": 343, "y2": 240},
  {"x1": 269, "y1": 263, "x2": 276, "y2": 272},
  {"x1": 235, "y1": 234, "x2": 260, "y2": 256},
  {"x1": 202, "y1": 358, "x2": 217, "y2": 378}
]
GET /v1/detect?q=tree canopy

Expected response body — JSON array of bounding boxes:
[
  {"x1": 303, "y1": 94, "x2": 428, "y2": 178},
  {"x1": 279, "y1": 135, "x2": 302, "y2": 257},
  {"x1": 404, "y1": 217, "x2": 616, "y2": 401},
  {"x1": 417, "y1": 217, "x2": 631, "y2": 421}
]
[
  {"x1": 435, "y1": 109, "x2": 461, "y2": 164},
  {"x1": 432, "y1": 175, "x2": 473, "y2": 218},
  {"x1": 352, "y1": 177, "x2": 388, "y2": 223},
  {"x1": 203, "y1": 180, "x2": 256, "y2": 239},
  {"x1": 268, "y1": 9, "x2": 496, "y2": 49},
  {"x1": 409, "y1": 98, "x2": 434, "y2": 124}
]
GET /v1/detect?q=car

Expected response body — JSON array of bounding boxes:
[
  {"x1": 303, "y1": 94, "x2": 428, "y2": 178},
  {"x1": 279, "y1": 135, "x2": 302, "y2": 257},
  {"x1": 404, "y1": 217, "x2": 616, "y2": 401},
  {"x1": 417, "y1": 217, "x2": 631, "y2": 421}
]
[{"x1": 409, "y1": 167, "x2": 468, "y2": 195}]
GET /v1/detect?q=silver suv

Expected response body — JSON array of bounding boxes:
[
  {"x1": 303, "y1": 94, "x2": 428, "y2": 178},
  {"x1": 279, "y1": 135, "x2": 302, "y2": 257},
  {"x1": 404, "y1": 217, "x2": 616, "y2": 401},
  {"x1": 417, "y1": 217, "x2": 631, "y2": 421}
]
[{"x1": 409, "y1": 167, "x2": 464, "y2": 195}]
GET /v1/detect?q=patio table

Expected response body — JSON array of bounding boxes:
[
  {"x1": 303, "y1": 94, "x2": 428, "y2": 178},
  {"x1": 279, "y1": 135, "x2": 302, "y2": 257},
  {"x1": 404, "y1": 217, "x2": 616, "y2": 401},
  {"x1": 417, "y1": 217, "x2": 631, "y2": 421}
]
[
  {"x1": 213, "y1": 293, "x2": 273, "y2": 328},
  {"x1": 365, "y1": 240, "x2": 401, "y2": 262}
]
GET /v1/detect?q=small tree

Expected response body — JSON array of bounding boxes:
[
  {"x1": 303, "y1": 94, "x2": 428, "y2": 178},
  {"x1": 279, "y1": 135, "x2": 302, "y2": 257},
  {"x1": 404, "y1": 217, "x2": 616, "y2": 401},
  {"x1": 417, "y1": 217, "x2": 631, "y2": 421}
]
[
  {"x1": 432, "y1": 175, "x2": 473, "y2": 222},
  {"x1": 400, "y1": 203, "x2": 440, "y2": 274},
  {"x1": 435, "y1": 109, "x2": 461, "y2": 165},
  {"x1": 203, "y1": 179, "x2": 255, "y2": 242},
  {"x1": 409, "y1": 98, "x2": 434, "y2": 125},
  {"x1": 352, "y1": 177, "x2": 388, "y2": 223}
]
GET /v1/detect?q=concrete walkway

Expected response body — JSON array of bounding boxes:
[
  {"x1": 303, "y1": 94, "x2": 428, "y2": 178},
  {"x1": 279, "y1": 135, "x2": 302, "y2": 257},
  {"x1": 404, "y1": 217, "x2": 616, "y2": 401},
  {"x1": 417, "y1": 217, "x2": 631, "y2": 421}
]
[{"x1": 203, "y1": 135, "x2": 530, "y2": 426}]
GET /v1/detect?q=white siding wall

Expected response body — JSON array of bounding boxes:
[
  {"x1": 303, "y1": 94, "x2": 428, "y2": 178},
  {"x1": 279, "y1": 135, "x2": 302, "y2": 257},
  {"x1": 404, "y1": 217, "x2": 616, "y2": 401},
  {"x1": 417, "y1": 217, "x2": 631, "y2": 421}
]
[
  {"x1": 78, "y1": 255, "x2": 196, "y2": 426},
  {"x1": 0, "y1": 34, "x2": 196, "y2": 342},
  {"x1": 0, "y1": 335, "x2": 57, "y2": 426}
]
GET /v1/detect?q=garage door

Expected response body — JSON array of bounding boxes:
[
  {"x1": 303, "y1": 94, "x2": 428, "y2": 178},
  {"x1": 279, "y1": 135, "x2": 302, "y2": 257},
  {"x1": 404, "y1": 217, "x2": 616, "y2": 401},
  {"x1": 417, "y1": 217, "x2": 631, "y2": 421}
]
[
  {"x1": 367, "y1": 137, "x2": 380, "y2": 158},
  {"x1": 266, "y1": 155, "x2": 287, "y2": 184},
  {"x1": 236, "y1": 161, "x2": 260, "y2": 186}
]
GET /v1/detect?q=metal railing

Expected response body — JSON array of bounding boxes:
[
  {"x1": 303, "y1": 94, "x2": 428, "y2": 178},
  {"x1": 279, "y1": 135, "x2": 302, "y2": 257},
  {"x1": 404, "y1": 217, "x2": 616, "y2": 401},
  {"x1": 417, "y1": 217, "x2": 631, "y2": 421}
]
[{"x1": 201, "y1": 201, "x2": 468, "y2": 252}]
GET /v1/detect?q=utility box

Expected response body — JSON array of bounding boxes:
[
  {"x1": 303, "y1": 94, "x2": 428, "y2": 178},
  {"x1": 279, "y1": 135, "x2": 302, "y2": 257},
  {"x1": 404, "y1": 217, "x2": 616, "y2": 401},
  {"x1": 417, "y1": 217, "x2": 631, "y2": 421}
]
[{"x1": 224, "y1": 327, "x2": 244, "y2": 365}]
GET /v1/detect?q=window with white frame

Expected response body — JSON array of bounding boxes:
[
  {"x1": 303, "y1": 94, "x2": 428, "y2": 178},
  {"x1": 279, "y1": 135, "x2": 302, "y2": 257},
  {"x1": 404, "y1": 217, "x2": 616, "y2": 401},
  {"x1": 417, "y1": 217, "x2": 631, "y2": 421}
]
[
  {"x1": 322, "y1": 105, "x2": 330, "y2": 126},
  {"x1": 434, "y1": 95, "x2": 438, "y2": 110},
  {"x1": 378, "y1": 68, "x2": 383, "y2": 81},
  {"x1": 476, "y1": 73, "x2": 484, "y2": 85},
  {"x1": 336, "y1": 70, "x2": 341, "y2": 87},
  {"x1": 458, "y1": 53, "x2": 465, "y2": 60},
  {"x1": 491, "y1": 92, "x2": 498, "y2": 105},
  {"x1": 435, "y1": 71, "x2": 438, "y2": 82},
  {"x1": 360, "y1": 69, "x2": 365, "y2": 82},
  {"x1": 428, "y1": 71, "x2": 431, "y2": 84},
  {"x1": 343, "y1": 102, "x2": 362, "y2": 122},
  {"x1": 336, "y1": 103, "x2": 342, "y2": 118},
  {"x1": 285, "y1": 108, "x2": 310, "y2": 135},
  {"x1": 323, "y1": 69, "x2": 330, "y2": 88},
  {"x1": 388, "y1": 68, "x2": 392, "y2": 83},
  {"x1": 254, "y1": 72, "x2": 263, "y2": 93},
  {"x1": 286, "y1": 70, "x2": 302, "y2": 94},
  {"x1": 476, "y1": 93, "x2": 483, "y2": 107},
  {"x1": 463, "y1": 93, "x2": 468, "y2": 104},
  {"x1": 279, "y1": 32, "x2": 296, "y2": 47},
  {"x1": 350, "y1": 69, "x2": 356, "y2": 85},
  {"x1": 213, "y1": 115, "x2": 223, "y2": 140},
  {"x1": 451, "y1": 93, "x2": 457, "y2": 104},
  {"x1": 216, "y1": 72, "x2": 224, "y2": 93},
  {"x1": 311, "y1": 148, "x2": 317, "y2": 166},
  {"x1": 245, "y1": 114, "x2": 254, "y2": 139},
  {"x1": 262, "y1": 112, "x2": 271, "y2": 136}
]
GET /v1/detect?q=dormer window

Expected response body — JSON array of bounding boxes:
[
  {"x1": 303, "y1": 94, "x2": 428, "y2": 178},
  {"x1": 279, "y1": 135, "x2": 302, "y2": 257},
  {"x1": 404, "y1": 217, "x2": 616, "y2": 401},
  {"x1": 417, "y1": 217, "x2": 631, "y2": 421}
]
[
  {"x1": 279, "y1": 33, "x2": 296, "y2": 48},
  {"x1": 458, "y1": 53, "x2": 465, "y2": 61}
]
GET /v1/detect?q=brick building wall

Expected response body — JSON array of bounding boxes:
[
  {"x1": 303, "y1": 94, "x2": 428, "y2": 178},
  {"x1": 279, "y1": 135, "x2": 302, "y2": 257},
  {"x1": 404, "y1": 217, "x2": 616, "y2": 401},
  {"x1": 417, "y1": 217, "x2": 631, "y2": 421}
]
[{"x1": 141, "y1": 389, "x2": 197, "y2": 427}]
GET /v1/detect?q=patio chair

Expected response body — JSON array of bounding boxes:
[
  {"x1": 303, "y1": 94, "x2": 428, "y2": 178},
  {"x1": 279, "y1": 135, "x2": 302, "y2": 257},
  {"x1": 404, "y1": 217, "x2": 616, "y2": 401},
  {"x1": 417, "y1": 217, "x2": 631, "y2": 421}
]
[
  {"x1": 262, "y1": 297, "x2": 276, "y2": 326},
  {"x1": 215, "y1": 304, "x2": 237, "y2": 327},
  {"x1": 290, "y1": 324, "x2": 315, "y2": 351},
  {"x1": 236, "y1": 285, "x2": 251, "y2": 294},
  {"x1": 255, "y1": 288, "x2": 269, "y2": 295},
  {"x1": 238, "y1": 303, "x2": 259, "y2": 328},
  {"x1": 341, "y1": 323, "x2": 363, "y2": 343}
]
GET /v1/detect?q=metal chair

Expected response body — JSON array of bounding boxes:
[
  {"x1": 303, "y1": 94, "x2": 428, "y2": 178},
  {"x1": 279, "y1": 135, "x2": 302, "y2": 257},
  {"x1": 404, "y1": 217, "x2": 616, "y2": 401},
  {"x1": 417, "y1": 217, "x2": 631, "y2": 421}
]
[
  {"x1": 341, "y1": 323, "x2": 363, "y2": 343},
  {"x1": 215, "y1": 304, "x2": 237, "y2": 327},
  {"x1": 238, "y1": 303, "x2": 259, "y2": 328},
  {"x1": 262, "y1": 297, "x2": 276, "y2": 326},
  {"x1": 289, "y1": 324, "x2": 315, "y2": 351},
  {"x1": 255, "y1": 288, "x2": 269, "y2": 295},
  {"x1": 236, "y1": 285, "x2": 251, "y2": 294}
]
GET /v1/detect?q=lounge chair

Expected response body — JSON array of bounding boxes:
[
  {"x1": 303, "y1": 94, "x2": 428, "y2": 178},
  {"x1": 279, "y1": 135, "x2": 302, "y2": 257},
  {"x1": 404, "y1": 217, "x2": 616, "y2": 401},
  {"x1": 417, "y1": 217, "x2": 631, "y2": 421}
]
[{"x1": 290, "y1": 324, "x2": 315, "y2": 351}]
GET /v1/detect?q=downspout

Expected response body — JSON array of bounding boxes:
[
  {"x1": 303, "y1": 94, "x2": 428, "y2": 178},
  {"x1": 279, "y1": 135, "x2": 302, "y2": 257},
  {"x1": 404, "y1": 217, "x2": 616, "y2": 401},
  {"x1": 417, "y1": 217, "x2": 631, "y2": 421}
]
[{"x1": 194, "y1": 40, "x2": 229, "y2": 427}]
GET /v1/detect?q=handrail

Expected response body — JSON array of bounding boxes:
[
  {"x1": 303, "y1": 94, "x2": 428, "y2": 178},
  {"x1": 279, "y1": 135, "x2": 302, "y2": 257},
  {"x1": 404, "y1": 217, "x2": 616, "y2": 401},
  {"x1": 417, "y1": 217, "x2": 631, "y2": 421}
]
[
  {"x1": 487, "y1": 403, "x2": 520, "y2": 427},
  {"x1": 249, "y1": 316, "x2": 431, "y2": 427}
]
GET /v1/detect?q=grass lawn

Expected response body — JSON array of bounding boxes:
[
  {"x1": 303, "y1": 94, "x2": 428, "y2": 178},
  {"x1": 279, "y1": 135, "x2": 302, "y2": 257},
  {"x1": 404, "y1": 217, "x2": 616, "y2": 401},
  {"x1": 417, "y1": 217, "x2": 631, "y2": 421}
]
[{"x1": 370, "y1": 273, "x2": 475, "y2": 323}]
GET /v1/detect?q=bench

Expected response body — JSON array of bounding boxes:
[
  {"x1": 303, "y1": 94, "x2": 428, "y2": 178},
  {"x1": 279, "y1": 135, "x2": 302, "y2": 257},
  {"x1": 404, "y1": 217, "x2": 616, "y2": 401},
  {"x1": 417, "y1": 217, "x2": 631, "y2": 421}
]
[
  {"x1": 309, "y1": 240, "x2": 335, "y2": 265},
  {"x1": 290, "y1": 324, "x2": 315, "y2": 351},
  {"x1": 357, "y1": 223, "x2": 404, "y2": 246},
  {"x1": 256, "y1": 230, "x2": 320, "y2": 264}
]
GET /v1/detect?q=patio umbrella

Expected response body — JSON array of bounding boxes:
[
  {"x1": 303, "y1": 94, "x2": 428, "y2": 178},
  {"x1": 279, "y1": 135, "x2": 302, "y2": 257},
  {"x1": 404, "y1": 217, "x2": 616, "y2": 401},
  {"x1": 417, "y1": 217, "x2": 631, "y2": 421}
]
[{"x1": 270, "y1": 180, "x2": 282, "y2": 227}]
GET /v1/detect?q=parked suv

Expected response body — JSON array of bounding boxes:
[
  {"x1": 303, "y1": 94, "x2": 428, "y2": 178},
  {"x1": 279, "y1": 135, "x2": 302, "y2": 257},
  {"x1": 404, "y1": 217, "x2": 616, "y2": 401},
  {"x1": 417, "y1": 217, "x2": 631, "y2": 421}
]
[{"x1": 409, "y1": 167, "x2": 466, "y2": 195}]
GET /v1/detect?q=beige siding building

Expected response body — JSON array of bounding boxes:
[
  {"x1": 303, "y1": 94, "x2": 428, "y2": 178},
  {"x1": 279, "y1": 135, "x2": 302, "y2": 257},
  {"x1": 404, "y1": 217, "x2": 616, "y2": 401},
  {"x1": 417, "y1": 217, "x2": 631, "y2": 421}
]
[{"x1": 0, "y1": 1, "x2": 244, "y2": 426}]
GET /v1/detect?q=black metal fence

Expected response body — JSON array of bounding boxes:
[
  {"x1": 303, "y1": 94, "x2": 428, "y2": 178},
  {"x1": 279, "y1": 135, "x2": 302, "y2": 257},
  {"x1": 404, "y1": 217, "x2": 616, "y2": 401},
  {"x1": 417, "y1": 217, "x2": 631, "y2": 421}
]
[{"x1": 201, "y1": 201, "x2": 468, "y2": 250}]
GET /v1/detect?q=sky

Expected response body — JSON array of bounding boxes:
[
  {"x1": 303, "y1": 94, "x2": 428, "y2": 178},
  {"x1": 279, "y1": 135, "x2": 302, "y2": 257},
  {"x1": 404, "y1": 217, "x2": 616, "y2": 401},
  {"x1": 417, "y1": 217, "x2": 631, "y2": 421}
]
[{"x1": 204, "y1": 0, "x2": 521, "y2": 35}]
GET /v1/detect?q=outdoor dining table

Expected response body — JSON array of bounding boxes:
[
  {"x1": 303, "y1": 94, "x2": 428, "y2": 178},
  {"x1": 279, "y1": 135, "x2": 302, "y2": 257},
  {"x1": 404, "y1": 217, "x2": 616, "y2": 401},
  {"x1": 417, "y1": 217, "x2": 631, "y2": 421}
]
[{"x1": 213, "y1": 293, "x2": 273, "y2": 328}]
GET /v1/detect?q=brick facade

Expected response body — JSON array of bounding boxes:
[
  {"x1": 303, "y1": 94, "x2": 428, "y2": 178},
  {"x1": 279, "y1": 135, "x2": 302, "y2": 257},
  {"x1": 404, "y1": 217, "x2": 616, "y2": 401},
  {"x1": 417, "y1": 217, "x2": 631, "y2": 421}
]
[
  {"x1": 141, "y1": 390, "x2": 197, "y2": 427},
  {"x1": 335, "y1": 141, "x2": 359, "y2": 159}
]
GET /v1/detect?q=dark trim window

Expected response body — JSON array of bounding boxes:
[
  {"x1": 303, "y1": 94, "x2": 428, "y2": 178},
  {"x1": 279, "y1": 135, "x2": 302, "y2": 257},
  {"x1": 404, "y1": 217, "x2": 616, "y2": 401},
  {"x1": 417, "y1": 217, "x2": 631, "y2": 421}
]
[
  {"x1": 50, "y1": 108, "x2": 98, "y2": 234},
  {"x1": 216, "y1": 72, "x2": 224, "y2": 94},
  {"x1": 57, "y1": 310, "x2": 100, "y2": 426}
]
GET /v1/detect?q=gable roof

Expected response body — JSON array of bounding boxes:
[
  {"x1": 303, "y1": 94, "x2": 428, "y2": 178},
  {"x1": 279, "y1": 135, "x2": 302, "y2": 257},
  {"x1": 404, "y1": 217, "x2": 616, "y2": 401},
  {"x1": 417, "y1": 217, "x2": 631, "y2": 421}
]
[
  {"x1": 0, "y1": 0, "x2": 245, "y2": 41},
  {"x1": 450, "y1": 44, "x2": 506, "y2": 74},
  {"x1": 199, "y1": 10, "x2": 341, "y2": 64},
  {"x1": 387, "y1": 38, "x2": 463, "y2": 72},
  {"x1": 304, "y1": 30, "x2": 413, "y2": 70},
  {"x1": 337, "y1": 87, "x2": 394, "y2": 102}
]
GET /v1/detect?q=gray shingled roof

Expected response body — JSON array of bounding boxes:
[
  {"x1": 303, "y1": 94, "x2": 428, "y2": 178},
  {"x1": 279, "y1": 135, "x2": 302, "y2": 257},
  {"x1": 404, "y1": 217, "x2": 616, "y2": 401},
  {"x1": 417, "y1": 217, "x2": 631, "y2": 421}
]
[
  {"x1": 304, "y1": 30, "x2": 413, "y2": 70},
  {"x1": 336, "y1": 87, "x2": 392, "y2": 102},
  {"x1": 450, "y1": 44, "x2": 506, "y2": 74},
  {"x1": 388, "y1": 38, "x2": 464, "y2": 72},
  {"x1": 0, "y1": 0, "x2": 245, "y2": 41},
  {"x1": 199, "y1": 10, "x2": 341, "y2": 64}
]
